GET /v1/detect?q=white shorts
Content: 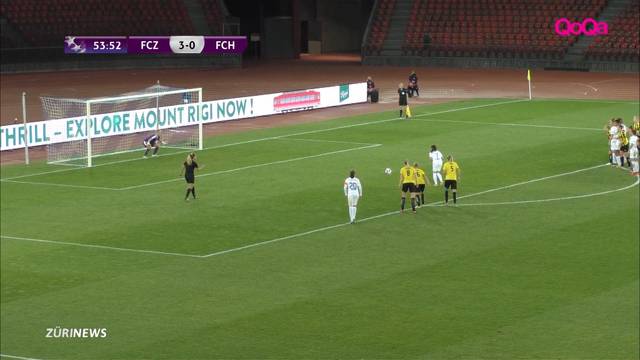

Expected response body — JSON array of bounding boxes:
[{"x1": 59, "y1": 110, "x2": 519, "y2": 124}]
[
  {"x1": 347, "y1": 193, "x2": 360, "y2": 207},
  {"x1": 432, "y1": 161, "x2": 443, "y2": 172},
  {"x1": 610, "y1": 139, "x2": 621, "y2": 151}
]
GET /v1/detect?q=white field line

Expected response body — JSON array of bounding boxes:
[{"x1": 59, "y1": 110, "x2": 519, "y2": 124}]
[
  {"x1": 0, "y1": 179, "x2": 118, "y2": 191},
  {"x1": 0, "y1": 235, "x2": 204, "y2": 258},
  {"x1": 0, "y1": 354, "x2": 44, "y2": 360},
  {"x1": 2, "y1": 163, "x2": 633, "y2": 259},
  {"x1": 531, "y1": 98, "x2": 639, "y2": 104},
  {"x1": 201, "y1": 163, "x2": 621, "y2": 257},
  {"x1": 430, "y1": 177, "x2": 639, "y2": 207},
  {"x1": 0, "y1": 99, "x2": 526, "y2": 181},
  {"x1": 118, "y1": 144, "x2": 382, "y2": 190},
  {"x1": 416, "y1": 117, "x2": 602, "y2": 132}
]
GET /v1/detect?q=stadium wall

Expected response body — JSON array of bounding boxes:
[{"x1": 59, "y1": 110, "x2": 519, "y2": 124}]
[
  {"x1": 0, "y1": 52, "x2": 242, "y2": 73},
  {"x1": 362, "y1": 56, "x2": 639, "y2": 73}
]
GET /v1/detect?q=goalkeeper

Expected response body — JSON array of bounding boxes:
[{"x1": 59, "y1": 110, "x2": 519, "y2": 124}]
[{"x1": 143, "y1": 133, "x2": 162, "y2": 158}]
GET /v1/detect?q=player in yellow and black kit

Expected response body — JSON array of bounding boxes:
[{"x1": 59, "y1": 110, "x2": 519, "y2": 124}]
[
  {"x1": 399, "y1": 160, "x2": 417, "y2": 213},
  {"x1": 442, "y1": 155, "x2": 461, "y2": 205},
  {"x1": 413, "y1": 162, "x2": 430, "y2": 206},
  {"x1": 620, "y1": 125, "x2": 630, "y2": 167}
]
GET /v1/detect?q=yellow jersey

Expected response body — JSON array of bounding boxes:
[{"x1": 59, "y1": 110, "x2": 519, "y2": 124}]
[
  {"x1": 620, "y1": 130, "x2": 629, "y2": 145},
  {"x1": 400, "y1": 165, "x2": 417, "y2": 184},
  {"x1": 631, "y1": 122, "x2": 640, "y2": 133},
  {"x1": 415, "y1": 167, "x2": 426, "y2": 185},
  {"x1": 442, "y1": 161, "x2": 460, "y2": 181}
]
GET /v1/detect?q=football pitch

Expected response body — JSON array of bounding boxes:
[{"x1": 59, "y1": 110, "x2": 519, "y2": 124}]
[{"x1": 1, "y1": 98, "x2": 639, "y2": 359}]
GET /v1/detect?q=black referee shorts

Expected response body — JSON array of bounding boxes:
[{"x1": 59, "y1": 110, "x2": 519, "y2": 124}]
[
  {"x1": 402, "y1": 183, "x2": 416, "y2": 192},
  {"x1": 185, "y1": 175, "x2": 195, "y2": 184}
]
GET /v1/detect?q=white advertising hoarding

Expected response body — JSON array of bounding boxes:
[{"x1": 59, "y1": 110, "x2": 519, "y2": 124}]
[{"x1": 1, "y1": 82, "x2": 367, "y2": 151}]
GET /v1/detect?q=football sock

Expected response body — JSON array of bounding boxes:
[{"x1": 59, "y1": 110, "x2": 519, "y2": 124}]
[
  {"x1": 401, "y1": 197, "x2": 406, "y2": 210},
  {"x1": 153, "y1": 147, "x2": 159, "y2": 155},
  {"x1": 619, "y1": 156, "x2": 624, "y2": 166},
  {"x1": 609, "y1": 154, "x2": 613, "y2": 164},
  {"x1": 445, "y1": 190, "x2": 449, "y2": 203},
  {"x1": 399, "y1": 109, "x2": 403, "y2": 117},
  {"x1": 411, "y1": 198, "x2": 416, "y2": 211},
  {"x1": 421, "y1": 194, "x2": 425, "y2": 204},
  {"x1": 185, "y1": 189, "x2": 190, "y2": 199},
  {"x1": 144, "y1": 149, "x2": 150, "y2": 156},
  {"x1": 416, "y1": 196, "x2": 421, "y2": 206},
  {"x1": 352, "y1": 206, "x2": 357, "y2": 221},
  {"x1": 627, "y1": 157, "x2": 631, "y2": 166},
  {"x1": 191, "y1": 187, "x2": 196, "y2": 198},
  {"x1": 437, "y1": 173, "x2": 443, "y2": 183},
  {"x1": 453, "y1": 192, "x2": 457, "y2": 204},
  {"x1": 432, "y1": 174, "x2": 438, "y2": 184}
]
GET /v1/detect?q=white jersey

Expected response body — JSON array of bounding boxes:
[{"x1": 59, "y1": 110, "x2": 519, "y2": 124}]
[
  {"x1": 629, "y1": 135, "x2": 638, "y2": 149},
  {"x1": 344, "y1": 177, "x2": 362, "y2": 196},
  {"x1": 609, "y1": 125, "x2": 620, "y2": 140},
  {"x1": 429, "y1": 150, "x2": 444, "y2": 171},
  {"x1": 630, "y1": 145, "x2": 639, "y2": 161}
]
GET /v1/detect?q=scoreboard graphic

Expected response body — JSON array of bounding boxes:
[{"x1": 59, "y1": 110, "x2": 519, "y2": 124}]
[{"x1": 64, "y1": 36, "x2": 247, "y2": 55}]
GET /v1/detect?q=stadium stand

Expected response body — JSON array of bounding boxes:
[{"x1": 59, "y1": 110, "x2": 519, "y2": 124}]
[
  {"x1": 199, "y1": 0, "x2": 225, "y2": 35},
  {"x1": 584, "y1": 0, "x2": 639, "y2": 62},
  {"x1": 362, "y1": 0, "x2": 395, "y2": 55},
  {"x1": 0, "y1": 0, "x2": 195, "y2": 47},
  {"x1": 401, "y1": 0, "x2": 606, "y2": 59}
]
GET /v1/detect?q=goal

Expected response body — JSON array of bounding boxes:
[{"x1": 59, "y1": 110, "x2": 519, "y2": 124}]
[{"x1": 41, "y1": 84, "x2": 203, "y2": 167}]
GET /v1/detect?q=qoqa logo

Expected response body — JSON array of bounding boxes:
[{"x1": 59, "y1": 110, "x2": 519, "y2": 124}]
[{"x1": 555, "y1": 18, "x2": 608, "y2": 36}]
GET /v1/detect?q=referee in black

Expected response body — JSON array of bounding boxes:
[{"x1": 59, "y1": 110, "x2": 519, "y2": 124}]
[
  {"x1": 181, "y1": 152, "x2": 199, "y2": 201},
  {"x1": 398, "y1": 83, "x2": 408, "y2": 118}
]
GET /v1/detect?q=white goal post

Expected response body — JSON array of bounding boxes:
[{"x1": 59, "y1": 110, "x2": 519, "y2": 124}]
[{"x1": 42, "y1": 84, "x2": 203, "y2": 167}]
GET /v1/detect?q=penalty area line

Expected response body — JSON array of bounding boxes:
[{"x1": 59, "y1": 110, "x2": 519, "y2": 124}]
[
  {"x1": 429, "y1": 177, "x2": 639, "y2": 207},
  {"x1": 0, "y1": 235, "x2": 204, "y2": 259},
  {"x1": 0, "y1": 354, "x2": 44, "y2": 360},
  {"x1": 118, "y1": 143, "x2": 382, "y2": 190},
  {"x1": 201, "y1": 163, "x2": 623, "y2": 258}
]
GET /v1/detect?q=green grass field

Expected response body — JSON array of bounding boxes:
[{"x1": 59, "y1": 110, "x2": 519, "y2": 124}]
[{"x1": 1, "y1": 98, "x2": 639, "y2": 359}]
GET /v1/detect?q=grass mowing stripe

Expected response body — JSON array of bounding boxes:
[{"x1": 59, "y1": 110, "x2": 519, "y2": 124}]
[
  {"x1": 0, "y1": 98, "x2": 526, "y2": 181},
  {"x1": 118, "y1": 143, "x2": 382, "y2": 190}
]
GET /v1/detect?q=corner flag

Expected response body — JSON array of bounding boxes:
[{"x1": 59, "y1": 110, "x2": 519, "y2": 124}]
[{"x1": 527, "y1": 69, "x2": 532, "y2": 100}]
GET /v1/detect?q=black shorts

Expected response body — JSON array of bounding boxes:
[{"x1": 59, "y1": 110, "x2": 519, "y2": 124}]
[
  {"x1": 185, "y1": 174, "x2": 195, "y2": 184},
  {"x1": 399, "y1": 99, "x2": 407, "y2": 106},
  {"x1": 621, "y1": 144, "x2": 629, "y2": 152},
  {"x1": 402, "y1": 183, "x2": 416, "y2": 192},
  {"x1": 417, "y1": 184, "x2": 426, "y2": 192},
  {"x1": 444, "y1": 180, "x2": 457, "y2": 190}
]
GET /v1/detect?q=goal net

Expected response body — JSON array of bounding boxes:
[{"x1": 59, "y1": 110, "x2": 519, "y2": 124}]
[{"x1": 41, "y1": 84, "x2": 203, "y2": 167}]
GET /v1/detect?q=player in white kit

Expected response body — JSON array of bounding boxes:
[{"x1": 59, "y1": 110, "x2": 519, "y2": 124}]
[
  {"x1": 630, "y1": 138, "x2": 639, "y2": 176},
  {"x1": 429, "y1": 145, "x2": 444, "y2": 185},
  {"x1": 609, "y1": 122, "x2": 622, "y2": 167},
  {"x1": 343, "y1": 170, "x2": 363, "y2": 224}
]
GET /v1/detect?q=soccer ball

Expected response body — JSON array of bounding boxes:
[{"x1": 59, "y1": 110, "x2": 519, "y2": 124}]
[{"x1": 384, "y1": 168, "x2": 392, "y2": 175}]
